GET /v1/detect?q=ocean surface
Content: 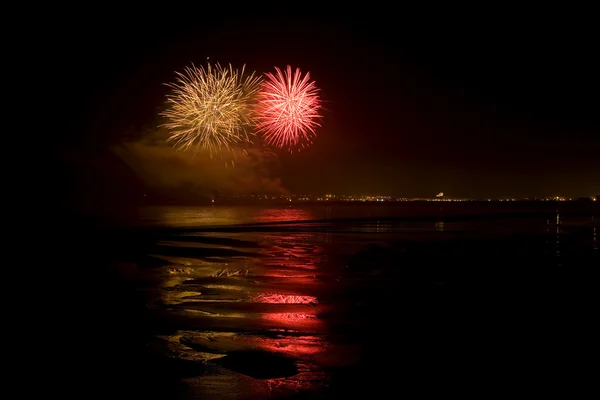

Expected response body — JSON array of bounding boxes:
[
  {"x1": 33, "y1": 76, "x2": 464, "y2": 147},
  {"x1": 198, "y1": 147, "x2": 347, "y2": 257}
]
[{"x1": 48, "y1": 202, "x2": 598, "y2": 398}]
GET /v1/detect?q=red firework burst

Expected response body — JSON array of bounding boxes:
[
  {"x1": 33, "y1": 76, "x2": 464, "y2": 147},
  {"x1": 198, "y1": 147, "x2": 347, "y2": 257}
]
[{"x1": 254, "y1": 65, "x2": 323, "y2": 151}]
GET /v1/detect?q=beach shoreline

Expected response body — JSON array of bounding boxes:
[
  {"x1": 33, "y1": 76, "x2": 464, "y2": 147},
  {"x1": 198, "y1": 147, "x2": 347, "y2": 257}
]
[{"x1": 35, "y1": 202, "x2": 598, "y2": 398}]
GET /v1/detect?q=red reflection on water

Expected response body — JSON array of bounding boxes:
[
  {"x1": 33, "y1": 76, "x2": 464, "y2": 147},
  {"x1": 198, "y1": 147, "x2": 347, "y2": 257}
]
[
  {"x1": 253, "y1": 293, "x2": 318, "y2": 304},
  {"x1": 259, "y1": 231, "x2": 328, "y2": 273},
  {"x1": 259, "y1": 311, "x2": 323, "y2": 332},
  {"x1": 251, "y1": 333, "x2": 324, "y2": 357},
  {"x1": 247, "y1": 333, "x2": 330, "y2": 395},
  {"x1": 254, "y1": 207, "x2": 316, "y2": 224},
  {"x1": 262, "y1": 313, "x2": 316, "y2": 321},
  {"x1": 264, "y1": 373, "x2": 329, "y2": 397}
]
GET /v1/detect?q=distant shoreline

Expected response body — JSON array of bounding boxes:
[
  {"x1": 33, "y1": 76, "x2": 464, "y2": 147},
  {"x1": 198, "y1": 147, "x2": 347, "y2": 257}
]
[
  {"x1": 141, "y1": 198, "x2": 598, "y2": 207},
  {"x1": 49, "y1": 198, "x2": 599, "y2": 232}
]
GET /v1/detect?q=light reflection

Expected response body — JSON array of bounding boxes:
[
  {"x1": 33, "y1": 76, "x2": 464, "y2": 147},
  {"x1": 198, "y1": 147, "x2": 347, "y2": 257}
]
[
  {"x1": 247, "y1": 334, "x2": 324, "y2": 357},
  {"x1": 264, "y1": 371, "x2": 330, "y2": 398},
  {"x1": 262, "y1": 313, "x2": 317, "y2": 321},
  {"x1": 376, "y1": 221, "x2": 392, "y2": 232},
  {"x1": 142, "y1": 205, "x2": 321, "y2": 227},
  {"x1": 259, "y1": 311, "x2": 324, "y2": 335},
  {"x1": 144, "y1": 215, "x2": 335, "y2": 395},
  {"x1": 202, "y1": 284, "x2": 246, "y2": 291},
  {"x1": 251, "y1": 228, "x2": 329, "y2": 377},
  {"x1": 255, "y1": 207, "x2": 316, "y2": 224},
  {"x1": 244, "y1": 334, "x2": 331, "y2": 395},
  {"x1": 253, "y1": 293, "x2": 318, "y2": 304},
  {"x1": 257, "y1": 231, "x2": 328, "y2": 274},
  {"x1": 149, "y1": 206, "x2": 241, "y2": 227},
  {"x1": 556, "y1": 212, "x2": 561, "y2": 265},
  {"x1": 435, "y1": 220, "x2": 445, "y2": 232}
]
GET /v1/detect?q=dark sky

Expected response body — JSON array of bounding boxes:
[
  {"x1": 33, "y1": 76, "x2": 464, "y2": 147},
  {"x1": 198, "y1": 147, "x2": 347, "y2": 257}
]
[{"x1": 49, "y1": 13, "x2": 599, "y2": 205}]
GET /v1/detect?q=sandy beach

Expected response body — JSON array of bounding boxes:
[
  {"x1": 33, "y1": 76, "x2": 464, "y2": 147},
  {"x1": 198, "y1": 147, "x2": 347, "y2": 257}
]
[{"x1": 40, "y1": 201, "x2": 598, "y2": 398}]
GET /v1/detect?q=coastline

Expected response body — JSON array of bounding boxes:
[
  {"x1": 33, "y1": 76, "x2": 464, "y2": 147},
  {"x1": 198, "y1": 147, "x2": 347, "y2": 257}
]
[{"x1": 33, "y1": 202, "x2": 598, "y2": 398}]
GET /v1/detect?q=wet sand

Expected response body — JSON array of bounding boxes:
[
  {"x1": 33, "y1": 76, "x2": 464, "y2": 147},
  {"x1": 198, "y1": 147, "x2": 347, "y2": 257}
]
[{"x1": 39, "y1": 202, "x2": 598, "y2": 398}]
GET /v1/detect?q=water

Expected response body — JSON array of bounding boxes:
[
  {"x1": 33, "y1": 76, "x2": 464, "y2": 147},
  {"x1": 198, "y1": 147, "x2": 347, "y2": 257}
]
[
  {"x1": 133, "y1": 201, "x2": 596, "y2": 228},
  {"x1": 48, "y1": 202, "x2": 599, "y2": 398}
]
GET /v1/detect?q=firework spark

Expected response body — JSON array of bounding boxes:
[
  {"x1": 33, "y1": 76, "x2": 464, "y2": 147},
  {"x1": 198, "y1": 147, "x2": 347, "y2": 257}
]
[
  {"x1": 160, "y1": 62, "x2": 262, "y2": 156},
  {"x1": 254, "y1": 65, "x2": 323, "y2": 151}
]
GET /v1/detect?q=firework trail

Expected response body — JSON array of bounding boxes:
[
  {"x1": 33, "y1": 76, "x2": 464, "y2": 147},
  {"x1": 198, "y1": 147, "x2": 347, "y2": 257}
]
[
  {"x1": 160, "y1": 62, "x2": 262, "y2": 156},
  {"x1": 254, "y1": 65, "x2": 323, "y2": 151}
]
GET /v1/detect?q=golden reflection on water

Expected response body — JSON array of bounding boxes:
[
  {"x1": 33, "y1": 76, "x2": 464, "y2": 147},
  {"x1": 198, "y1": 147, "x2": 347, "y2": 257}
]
[
  {"x1": 143, "y1": 205, "x2": 319, "y2": 227},
  {"x1": 148, "y1": 206, "x2": 240, "y2": 227},
  {"x1": 123, "y1": 205, "x2": 600, "y2": 397},
  {"x1": 141, "y1": 213, "x2": 346, "y2": 397},
  {"x1": 435, "y1": 221, "x2": 445, "y2": 232}
]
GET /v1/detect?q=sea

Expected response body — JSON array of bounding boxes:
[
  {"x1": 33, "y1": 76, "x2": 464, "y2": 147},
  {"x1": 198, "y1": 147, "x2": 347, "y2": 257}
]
[{"x1": 43, "y1": 201, "x2": 598, "y2": 398}]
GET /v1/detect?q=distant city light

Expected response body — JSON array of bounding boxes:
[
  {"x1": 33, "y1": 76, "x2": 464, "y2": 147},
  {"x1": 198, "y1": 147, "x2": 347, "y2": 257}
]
[{"x1": 210, "y1": 193, "x2": 594, "y2": 203}]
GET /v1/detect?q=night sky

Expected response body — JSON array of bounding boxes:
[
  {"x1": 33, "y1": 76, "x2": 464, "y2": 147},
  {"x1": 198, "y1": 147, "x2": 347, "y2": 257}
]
[{"x1": 49, "y1": 13, "x2": 599, "y2": 208}]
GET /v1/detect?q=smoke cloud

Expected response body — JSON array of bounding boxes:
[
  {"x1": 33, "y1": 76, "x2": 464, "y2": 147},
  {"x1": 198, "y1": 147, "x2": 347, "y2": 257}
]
[{"x1": 112, "y1": 127, "x2": 289, "y2": 200}]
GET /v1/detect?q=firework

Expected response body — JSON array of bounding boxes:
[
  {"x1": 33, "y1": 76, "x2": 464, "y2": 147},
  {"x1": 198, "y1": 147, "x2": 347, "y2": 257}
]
[
  {"x1": 254, "y1": 65, "x2": 323, "y2": 151},
  {"x1": 160, "y1": 62, "x2": 262, "y2": 155}
]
